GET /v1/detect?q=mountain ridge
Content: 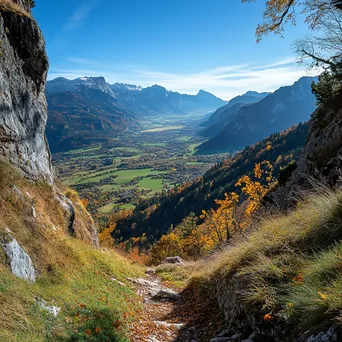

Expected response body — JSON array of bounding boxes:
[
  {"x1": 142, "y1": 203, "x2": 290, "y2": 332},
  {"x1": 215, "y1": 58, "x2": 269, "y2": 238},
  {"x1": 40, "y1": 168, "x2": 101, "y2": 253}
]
[
  {"x1": 47, "y1": 76, "x2": 227, "y2": 116},
  {"x1": 197, "y1": 76, "x2": 318, "y2": 154}
]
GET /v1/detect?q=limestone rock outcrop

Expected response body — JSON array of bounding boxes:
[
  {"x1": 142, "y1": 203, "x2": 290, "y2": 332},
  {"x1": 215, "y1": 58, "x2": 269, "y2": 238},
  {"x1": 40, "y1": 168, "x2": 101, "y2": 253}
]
[
  {"x1": 0, "y1": 1, "x2": 52, "y2": 183},
  {"x1": 273, "y1": 98, "x2": 342, "y2": 208},
  {"x1": 1, "y1": 229, "x2": 36, "y2": 283}
]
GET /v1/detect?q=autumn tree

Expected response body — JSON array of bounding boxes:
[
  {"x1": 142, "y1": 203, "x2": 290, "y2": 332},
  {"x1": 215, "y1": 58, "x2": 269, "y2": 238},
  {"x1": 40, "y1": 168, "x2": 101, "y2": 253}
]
[
  {"x1": 201, "y1": 192, "x2": 240, "y2": 242},
  {"x1": 236, "y1": 160, "x2": 275, "y2": 220},
  {"x1": 243, "y1": 0, "x2": 342, "y2": 41},
  {"x1": 150, "y1": 233, "x2": 182, "y2": 264},
  {"x1": 177, "y1": 213, "x2": 215, "y2": 259}
]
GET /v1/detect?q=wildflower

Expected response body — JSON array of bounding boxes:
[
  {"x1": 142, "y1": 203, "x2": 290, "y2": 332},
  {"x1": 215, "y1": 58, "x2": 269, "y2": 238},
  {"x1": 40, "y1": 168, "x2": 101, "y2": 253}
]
[
  {"x1": 318, "y1": 291, "x2": 327, "y2": 300},
  {"x1": 264, "y1": 313, "x2": 273, "y2": 321}
]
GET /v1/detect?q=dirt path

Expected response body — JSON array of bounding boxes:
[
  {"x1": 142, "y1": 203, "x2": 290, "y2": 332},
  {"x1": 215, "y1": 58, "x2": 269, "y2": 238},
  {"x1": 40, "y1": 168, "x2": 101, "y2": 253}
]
[{"x1": 128, "y1": 273, "x2": 188, "y2": 342}]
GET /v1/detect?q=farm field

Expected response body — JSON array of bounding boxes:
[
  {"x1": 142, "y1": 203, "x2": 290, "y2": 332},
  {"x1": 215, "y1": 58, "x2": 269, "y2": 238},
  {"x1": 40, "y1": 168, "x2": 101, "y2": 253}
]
[{"x1": 53, "y1": 116, "x2": 230, "y2": 216}]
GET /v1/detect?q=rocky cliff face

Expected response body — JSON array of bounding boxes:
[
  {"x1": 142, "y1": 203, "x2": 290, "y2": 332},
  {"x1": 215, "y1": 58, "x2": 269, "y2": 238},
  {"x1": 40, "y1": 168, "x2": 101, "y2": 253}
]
[
  {"x1": 0, "y1": 1, "x2": 52, "y2": 183},
  {"x1": 273, "y1": 94, "x2": 342, "y2": 207}
]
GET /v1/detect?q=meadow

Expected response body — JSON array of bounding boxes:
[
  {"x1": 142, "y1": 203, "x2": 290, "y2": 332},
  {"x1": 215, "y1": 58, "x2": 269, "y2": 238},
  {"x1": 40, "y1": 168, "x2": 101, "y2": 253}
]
[{"x1": 53, "y1": 117, "x2": 230, "y2": 216}]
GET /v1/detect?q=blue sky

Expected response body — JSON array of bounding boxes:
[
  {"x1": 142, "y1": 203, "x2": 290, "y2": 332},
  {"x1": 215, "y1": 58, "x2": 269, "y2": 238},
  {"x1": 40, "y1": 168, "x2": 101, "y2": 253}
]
[{"x1": 34, "y1": 0, "x2": 317, "y2": 100}]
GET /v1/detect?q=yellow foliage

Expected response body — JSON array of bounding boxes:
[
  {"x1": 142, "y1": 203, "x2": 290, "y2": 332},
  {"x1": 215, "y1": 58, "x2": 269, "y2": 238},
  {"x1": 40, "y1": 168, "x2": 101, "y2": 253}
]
[{"x1": 150, "y1": 233, "x2": 183, "y2": 264}]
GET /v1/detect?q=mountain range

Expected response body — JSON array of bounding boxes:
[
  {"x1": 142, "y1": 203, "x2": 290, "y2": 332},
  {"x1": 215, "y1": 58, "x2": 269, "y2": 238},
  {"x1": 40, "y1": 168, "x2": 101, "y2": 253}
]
[
  {"x1": 46, "y1": 76, "x2": 227, "y2": 116},
  {"x1": 196, "y1": 76, "x2": 318, "y2": 154},
  {"x1": 46, "y1": 77, "x2": 227, "y2": 152}
]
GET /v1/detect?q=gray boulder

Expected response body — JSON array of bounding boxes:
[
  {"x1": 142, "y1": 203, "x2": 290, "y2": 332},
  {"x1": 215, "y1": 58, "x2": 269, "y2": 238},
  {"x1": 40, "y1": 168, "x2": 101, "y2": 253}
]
[
  {"x1": 1, "y1": 235, "x2": 36, "y2": 283},
  {"x1": 162, "y1": 256, "x2": 185, "y2": 266}
]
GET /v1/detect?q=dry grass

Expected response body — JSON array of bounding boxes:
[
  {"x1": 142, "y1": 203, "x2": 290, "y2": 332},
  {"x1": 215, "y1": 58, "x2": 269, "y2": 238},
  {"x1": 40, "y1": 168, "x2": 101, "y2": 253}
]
[
  {"x1": 0, "y1": 160, "x2": 145, "y2": 341},
  {"x1": 0, "y1": 0, "x2": 31, "y2": 17},
  {"x1": 176, "y1": 188, "x2": 342, "y2": 336}
]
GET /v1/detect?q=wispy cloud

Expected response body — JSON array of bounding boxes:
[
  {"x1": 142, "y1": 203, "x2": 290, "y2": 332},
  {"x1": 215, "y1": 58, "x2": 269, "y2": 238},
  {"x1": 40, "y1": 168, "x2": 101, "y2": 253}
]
[
  {"x1": 63, "y1": 0, "x2": 102, "y2": 31},
  {"x1": 48, "y1": 58, "x2": 320, "y2": 100},
  {"x1": 66, "y1": 57, "x2": 100, "y2": 65}
]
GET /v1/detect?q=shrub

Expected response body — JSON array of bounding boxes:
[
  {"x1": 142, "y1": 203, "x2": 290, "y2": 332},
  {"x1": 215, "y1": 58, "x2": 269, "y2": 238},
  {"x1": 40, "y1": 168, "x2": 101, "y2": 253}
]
[{"x1": 312, "y1": 71, "x2": 341, "y2": 109}]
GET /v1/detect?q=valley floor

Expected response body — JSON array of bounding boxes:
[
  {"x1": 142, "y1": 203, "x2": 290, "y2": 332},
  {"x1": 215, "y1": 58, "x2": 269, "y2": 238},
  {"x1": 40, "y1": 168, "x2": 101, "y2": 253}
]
[{"x1": 53, "y1": 115, "x2": 230, "y2": 216}]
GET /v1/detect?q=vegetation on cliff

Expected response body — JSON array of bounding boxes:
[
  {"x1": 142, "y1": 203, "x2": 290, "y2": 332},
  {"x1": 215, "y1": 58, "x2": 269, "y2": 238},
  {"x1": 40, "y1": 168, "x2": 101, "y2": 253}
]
[{"x1": 0, "y1": 160, "x2": 144, "y2": 341}]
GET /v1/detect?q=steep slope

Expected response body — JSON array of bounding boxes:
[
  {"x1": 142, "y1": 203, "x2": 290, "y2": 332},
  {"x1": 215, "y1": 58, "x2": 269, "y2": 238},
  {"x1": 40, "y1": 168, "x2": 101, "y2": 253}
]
[
  {"x1": 0, "y1": 0, "x2": 52, "y2": 182},
  {"x1": 114, "y1": 123, "x2": 308, "y2": 244},
  {"x1": 201, "y1": 90, "x2": 270, "y2": 128},
  {"x1": 272, "y1": 91, "x2": 342, "y2": 207},
  {"x1": 200, "y1": 103, "x2": 246, "y2": 138},
  {"x1": 176, "y1": 188, "x2": 342, "y2": 341},
  {"x1": 0, "y1": 160, "x2": 143, "y2": 341},
  {"x1": 197, "y1": 77, "x2": 317, "y2": 154},
  {"x1": 46, "y1": 86, "x2": 138, "y2": 153}
]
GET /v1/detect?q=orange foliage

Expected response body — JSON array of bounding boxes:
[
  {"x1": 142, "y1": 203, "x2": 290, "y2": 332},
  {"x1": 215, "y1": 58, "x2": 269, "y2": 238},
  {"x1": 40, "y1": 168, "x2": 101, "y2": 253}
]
[{"x1": 80, "y1": 198, "x2": 89, "y2": 208}]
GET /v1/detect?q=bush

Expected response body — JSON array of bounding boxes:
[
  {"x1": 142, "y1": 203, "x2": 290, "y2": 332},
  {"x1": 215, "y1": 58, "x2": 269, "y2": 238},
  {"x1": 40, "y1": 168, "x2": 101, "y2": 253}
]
[{"x1": 312, "y1": 71, "x2": 341, "y2": 109}]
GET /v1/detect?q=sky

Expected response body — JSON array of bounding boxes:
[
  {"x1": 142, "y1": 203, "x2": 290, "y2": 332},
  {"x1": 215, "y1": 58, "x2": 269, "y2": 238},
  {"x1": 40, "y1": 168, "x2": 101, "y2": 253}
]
[{"x1": 33, "y1": 0, "x2": 318, "y2": 100}]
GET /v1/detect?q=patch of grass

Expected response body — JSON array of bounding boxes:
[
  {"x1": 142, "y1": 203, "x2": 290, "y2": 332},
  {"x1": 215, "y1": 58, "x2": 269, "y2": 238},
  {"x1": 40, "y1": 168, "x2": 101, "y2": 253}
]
[
  {"x1": 155, "y1": 263, "x2": 193, "y2": 289},
  {"x1": 187, "y1": 189, "x2": 342, "y2": 336},
  {"x1": 0, "y1": 0, "x2": 31, "y2": 17},
  {"x1": 137, "y1": 177, "x2": 163, "y2": 191},
  {"x1": 98, "y1": 202, "x2": 117, "y2": 214},
  {"x1": 65, "y1": 147, "x2": 101, "y2": 155},
  {"x1": 119, "y1": 203, "x2": 135, "y2": 210},
  {"x1": 0, "y1": 239, "x2": 143, "y2": 341}
]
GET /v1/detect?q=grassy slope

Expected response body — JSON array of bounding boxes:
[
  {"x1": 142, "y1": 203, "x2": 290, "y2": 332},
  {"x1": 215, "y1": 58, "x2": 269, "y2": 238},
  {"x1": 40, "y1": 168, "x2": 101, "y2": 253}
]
[
  {"x1": 162, "y1": 189, "x2": 342, "y2": 339},
  {"x1": 0, "y1": 161, "x2": 144, "y2": 341}
]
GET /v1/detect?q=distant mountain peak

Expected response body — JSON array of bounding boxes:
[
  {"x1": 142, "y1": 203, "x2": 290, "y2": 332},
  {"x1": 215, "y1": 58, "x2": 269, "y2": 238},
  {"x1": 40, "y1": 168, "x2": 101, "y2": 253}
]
[{"x1": 47, "y1": 77, "x2": 227, "y2": 116}]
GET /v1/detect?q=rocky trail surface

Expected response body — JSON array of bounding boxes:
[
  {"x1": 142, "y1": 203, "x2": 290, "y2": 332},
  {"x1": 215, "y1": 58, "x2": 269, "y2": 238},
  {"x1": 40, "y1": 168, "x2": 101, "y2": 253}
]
[
  {"x1": 128, "y1": 273, "x2": 188, "y2": 342},
  {"x1": 127, "y1": 265, "x2": 227, "y2": 342}
]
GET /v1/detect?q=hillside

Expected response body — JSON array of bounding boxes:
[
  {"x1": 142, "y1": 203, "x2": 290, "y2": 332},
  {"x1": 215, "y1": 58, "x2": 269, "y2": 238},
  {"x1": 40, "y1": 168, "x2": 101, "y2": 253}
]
[
  {"x1": 197, "y1": 76, "x2": 317, "y2": 154},
  {"x1": 200, "y1": 90, "x2": 270, "y2": 129},
  {"x1": 114, "y1": 122, "x2": 308, "y2": 244},
  {"x1": 0, "y1": 160, "x2": 144, "y2": 341},
  {"x1": 46, "y1": 86, "x2": 138, "y2": 153},
  {"x1": 200, "y1": 103, "x2": 246, "y2": 138}
]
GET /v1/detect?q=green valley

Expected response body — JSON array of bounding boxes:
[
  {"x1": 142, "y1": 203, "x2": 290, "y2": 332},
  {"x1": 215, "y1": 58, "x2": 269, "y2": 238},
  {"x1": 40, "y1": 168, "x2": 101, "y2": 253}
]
[{"x1": 53, "y1": 115, "x2": 230, "y2": 215}]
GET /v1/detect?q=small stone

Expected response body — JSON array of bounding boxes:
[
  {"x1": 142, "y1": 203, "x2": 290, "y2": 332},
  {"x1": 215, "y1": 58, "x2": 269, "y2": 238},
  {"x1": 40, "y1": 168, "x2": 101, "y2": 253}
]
[
  {"x1": 31, "y1": 206, "x2": 36, "y2": 218},
  {"x1": 216, "y1": 329, "x2": 230, "y2": 337},
  {"x1": 12, "y1": 185, "x2": 23, "y2": 199},
  {"x1": 36, "y1": 298, "x2": 60, "y2": 317},
  {"x1": 146, "y1": 268, "x2": 156, "y2": 275},
  {"x1": 154, "y1": 321, "x2": 184, "y2": 329},
  {"x1": 152, "y1": 288, "x2": 180, "y2": 302},
  {"x1": 110, "y1": 278, "x2": 126, "y2": 286},
  {"x1": 162, "y1": 256, "x2": 185, "y2": 266},
  {"x1": 248, "y1": 333, "x2": 256, "y2": 340},
  {"x1": 210, "y1": 338, "x2": 231, "y2": 342}
]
